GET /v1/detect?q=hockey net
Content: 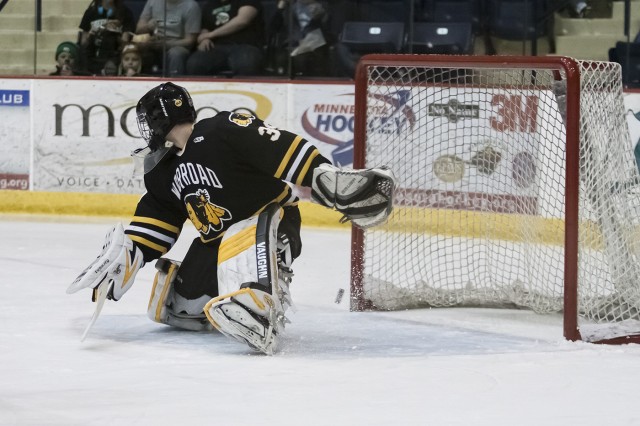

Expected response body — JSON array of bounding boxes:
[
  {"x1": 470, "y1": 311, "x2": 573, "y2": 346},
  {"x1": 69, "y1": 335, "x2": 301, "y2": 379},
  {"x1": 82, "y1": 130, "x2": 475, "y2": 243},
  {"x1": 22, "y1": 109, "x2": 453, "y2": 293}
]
[{"x1": 351, "y1": 55, "x2": 640, "y2": 344}]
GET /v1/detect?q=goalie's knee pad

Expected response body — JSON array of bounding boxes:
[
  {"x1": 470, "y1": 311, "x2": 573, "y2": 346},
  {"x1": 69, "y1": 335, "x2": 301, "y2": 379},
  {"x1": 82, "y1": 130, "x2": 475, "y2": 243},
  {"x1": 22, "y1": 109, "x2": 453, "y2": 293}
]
[
  {"x1": 311, "y1": 163, "x2": 396, "y2": 228},
  {"x1": 147, "y1": 258, "x2": 213, "y2": 332},
  {"x1": 205, "y1": 203, "x2": 294, "y2": 354}
]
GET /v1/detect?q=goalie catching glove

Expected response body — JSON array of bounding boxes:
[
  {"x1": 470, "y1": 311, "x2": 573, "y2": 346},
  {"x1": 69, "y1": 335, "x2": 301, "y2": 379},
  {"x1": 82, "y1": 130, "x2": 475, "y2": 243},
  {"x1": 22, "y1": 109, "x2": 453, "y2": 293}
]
[
  {"x1": 311, "y1": 163, "x2": 396, "y2": 228},
  {"x1": 67, "y1": 223, "x2": 144, "y2": 301}
]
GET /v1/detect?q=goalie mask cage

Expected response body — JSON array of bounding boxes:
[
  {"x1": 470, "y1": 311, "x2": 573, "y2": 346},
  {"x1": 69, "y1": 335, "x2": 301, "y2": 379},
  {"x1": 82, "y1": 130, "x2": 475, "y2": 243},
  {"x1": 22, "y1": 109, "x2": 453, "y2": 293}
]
[{"x1": 351, "y1": 54, "x2": 640, "y2": 344}]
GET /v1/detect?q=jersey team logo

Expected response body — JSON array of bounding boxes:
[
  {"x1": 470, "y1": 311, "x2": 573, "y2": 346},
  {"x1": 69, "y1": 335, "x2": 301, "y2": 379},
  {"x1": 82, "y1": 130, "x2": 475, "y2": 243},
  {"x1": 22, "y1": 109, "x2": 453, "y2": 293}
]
[
  {"x1": 185, "y1": 189, "x2": 232, "y2": 235},
  {"x1": 229, "y1": 112, "x2": 255, "y2": 127}
]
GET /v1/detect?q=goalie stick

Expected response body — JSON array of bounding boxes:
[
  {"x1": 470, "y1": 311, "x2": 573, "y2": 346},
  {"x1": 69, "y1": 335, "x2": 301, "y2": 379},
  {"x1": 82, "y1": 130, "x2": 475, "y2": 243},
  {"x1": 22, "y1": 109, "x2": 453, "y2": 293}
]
[{"x1": 80, "y1": 278, "x2": 113, "y2": 342}]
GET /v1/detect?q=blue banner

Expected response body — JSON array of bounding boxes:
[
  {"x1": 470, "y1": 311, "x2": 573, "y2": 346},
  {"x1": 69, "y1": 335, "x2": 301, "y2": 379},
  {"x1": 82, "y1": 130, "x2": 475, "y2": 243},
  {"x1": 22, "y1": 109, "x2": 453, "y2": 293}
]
[{"x1": 0, "y1": 90, "x2": 30, "y2": 107}]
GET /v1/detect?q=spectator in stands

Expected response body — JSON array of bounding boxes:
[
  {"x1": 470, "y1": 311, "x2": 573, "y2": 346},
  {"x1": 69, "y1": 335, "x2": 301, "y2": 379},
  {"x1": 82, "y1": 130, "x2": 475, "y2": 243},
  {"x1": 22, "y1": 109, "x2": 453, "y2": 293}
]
[
  {"x1": 102, "y1": 60, "x2": 119, "y2": 75},
  {"x1": 266, "y1": 0, "x2": 330, "y2": 77},
  {"x1": 50, "y1": 42, "x2": 88, "y2": 76},
  {"x1": 118, "y1": 43, "x2": 144, "y2": 76},
  {"x1": 185, "y1": 0, "x2": 265, "y2": 77},
  {"x1": 557, "y1": 0, "x2": 590, "y2": 18},
  {"x1": 79, "y1": 0, "x2": 136, "y2": 75},
  {"x1": 134, "y1": 0, "x2": 201, "y2": 76}
]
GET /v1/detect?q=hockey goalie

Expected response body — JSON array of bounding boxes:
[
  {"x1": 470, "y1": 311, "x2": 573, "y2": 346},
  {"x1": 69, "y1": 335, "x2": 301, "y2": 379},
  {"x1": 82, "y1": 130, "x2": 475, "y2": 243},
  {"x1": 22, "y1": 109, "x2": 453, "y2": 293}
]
[{"x1": 67, "y1": 82, "x2": 396, "y2": 354}]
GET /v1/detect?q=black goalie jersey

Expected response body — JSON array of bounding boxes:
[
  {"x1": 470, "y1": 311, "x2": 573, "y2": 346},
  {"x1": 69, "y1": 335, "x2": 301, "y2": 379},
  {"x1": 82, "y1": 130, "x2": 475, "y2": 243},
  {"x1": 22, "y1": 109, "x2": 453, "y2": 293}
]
[{"x1": 125, "y1": 111, "x2": 331, "y2": 263}]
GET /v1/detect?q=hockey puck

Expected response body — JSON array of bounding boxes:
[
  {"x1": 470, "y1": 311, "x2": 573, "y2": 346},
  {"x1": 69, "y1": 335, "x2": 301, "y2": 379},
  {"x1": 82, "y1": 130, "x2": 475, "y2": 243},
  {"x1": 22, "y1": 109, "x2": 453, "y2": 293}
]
[{"x1": 335, "y1": 288, "x2": 345, "y2": 304}]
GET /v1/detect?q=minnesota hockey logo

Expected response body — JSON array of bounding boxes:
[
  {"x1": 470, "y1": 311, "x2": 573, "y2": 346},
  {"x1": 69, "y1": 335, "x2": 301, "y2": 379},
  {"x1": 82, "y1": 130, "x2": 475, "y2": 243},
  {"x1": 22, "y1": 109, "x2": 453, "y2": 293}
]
[
  {"x1": 185, "y1": 189, "x2": 232, "y2": 235},
  {"x1": 229, "y1": 112, "x2": 255, "y2": 127}
]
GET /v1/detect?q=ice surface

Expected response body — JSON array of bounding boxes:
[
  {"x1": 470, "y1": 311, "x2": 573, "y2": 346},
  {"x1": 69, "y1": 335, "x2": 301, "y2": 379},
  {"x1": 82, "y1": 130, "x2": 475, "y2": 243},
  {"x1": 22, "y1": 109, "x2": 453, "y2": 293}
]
[{"x1": 1, "y1": 216, "x2": 640, "y2": 425}]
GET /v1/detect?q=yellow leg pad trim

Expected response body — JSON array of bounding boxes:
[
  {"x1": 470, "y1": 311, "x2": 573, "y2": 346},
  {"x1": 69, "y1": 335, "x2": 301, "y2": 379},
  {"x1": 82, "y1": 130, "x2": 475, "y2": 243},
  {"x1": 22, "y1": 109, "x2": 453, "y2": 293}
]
[
  {"x1": 205, "y1": 287, "x2": 266, "y2": 313},
  {"x1": 217, "y1": 225, "x2": 257, "y2": 265},
  {"x1": 147, "y1": 273, "x2": 160, "y2": 311},
  {"x1": 156, "y1": 263, "x2": 178, "y2": 322}
]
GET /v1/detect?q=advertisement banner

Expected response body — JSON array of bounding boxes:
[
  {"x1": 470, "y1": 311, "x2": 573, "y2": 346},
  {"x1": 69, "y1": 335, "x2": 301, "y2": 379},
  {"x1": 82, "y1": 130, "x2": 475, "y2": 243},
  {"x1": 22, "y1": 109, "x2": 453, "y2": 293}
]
[
  {"x1": 10, "y1": 75, "x2": 640, "y2": 208},
  {"x1": 31, "y1": 79, "x2": 287, "y2": 193},
  {"x1": 0, "y1": 79, "x2": 31, "y2": 190},
  {"x1": 288, "y1": 83, "x2": 355, "y2": 167},
  {"x1": 381, "y1": 87, "x2": 542, "y2": 215}
]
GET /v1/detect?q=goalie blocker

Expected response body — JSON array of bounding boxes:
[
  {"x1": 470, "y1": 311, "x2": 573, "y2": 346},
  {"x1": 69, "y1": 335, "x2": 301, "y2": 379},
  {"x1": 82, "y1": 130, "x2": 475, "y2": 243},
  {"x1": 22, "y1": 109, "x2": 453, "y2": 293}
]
[
  {"x1": 311, "y1": 163, "x2": 396, "y2": 228},
  {"x1": 67, "y1": 223, "x2": 144, "y2": 301}
]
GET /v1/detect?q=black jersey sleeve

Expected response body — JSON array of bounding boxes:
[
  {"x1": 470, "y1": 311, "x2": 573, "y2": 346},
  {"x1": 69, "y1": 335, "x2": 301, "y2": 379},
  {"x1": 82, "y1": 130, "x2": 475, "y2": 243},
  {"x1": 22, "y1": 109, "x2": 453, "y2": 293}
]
[
  {"x1": 124, "y1": 192, "x2": 184, "y2": 263},
  {"x1": 220, "y1": 112, "x2": 331, "y2": 187}
]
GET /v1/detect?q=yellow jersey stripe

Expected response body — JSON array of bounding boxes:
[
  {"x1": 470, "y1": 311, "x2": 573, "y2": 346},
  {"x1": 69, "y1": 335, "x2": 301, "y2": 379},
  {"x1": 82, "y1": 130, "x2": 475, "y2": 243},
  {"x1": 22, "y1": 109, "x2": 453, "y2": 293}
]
[
  {"x1": 218, "y1": 224, "x2": 257, "y2": 265},
  {"x1": 275, "y1": 135, "x2": 303, "y2": 179},
  {"x1": 131, "y1": 216, "x2": 180, "y2": 234},
  {"x1": 295, "y1": 149, "x2": 320, "y2": 186},
  {"x1": 275, "y1": 186, "x2": 291, "y2": 204},
  {"x1": 129, "y1": 235, "x2": 168, "y2": 254}
]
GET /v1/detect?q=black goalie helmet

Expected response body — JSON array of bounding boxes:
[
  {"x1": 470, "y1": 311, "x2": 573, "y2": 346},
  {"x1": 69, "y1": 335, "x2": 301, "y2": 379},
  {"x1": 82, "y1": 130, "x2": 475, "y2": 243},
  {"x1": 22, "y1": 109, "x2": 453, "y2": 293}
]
[
  {"x1": 136, "y1": 82, "x2": 196, "y2": 150},
  {"x1": 133, "y1": 82, "x2": 196, "y2": 173}
]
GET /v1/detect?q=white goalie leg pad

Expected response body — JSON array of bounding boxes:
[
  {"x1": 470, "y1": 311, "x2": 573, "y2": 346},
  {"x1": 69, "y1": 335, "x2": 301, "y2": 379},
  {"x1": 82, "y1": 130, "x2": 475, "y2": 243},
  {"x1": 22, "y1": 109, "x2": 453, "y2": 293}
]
[
  {"x1": 147, "y1": 258, "x2": 213, "y2": 331},
  {"x1": 311, "y1": 163, "x2": 397, "y2": 229},
  {"x1": 204, "y1": 203, "x2": 293, "y2": 354}
]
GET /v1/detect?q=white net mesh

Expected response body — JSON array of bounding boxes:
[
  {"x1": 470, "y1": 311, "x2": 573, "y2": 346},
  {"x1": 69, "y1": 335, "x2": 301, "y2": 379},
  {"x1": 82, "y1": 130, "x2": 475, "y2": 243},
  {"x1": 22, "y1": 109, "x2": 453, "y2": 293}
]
[{"x1": 355, "y1": 57, "x2": 640, "y2": 341}]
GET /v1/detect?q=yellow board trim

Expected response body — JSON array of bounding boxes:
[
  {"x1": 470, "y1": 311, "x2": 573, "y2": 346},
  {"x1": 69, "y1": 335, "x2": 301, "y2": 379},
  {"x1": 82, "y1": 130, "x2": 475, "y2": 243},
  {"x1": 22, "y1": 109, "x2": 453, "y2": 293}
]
[
  {"x1": 0, "y1": 190, "x2": 345, "y2": 229},
  {"x1": 217, "y1": 224, "x2": 257, "y2": 265},
  {"x1": 0, "y1": 190, "x2": 138, "y2": 217},
  {"x1": 274, "y1": 136, "x2": 303, "y2": 179},
  {"x1": 379, "y1": 206, "x2": 605, "y2": 249},
  {"x1": 0, "y1": 190, "x2": 616, "y2": 248}
]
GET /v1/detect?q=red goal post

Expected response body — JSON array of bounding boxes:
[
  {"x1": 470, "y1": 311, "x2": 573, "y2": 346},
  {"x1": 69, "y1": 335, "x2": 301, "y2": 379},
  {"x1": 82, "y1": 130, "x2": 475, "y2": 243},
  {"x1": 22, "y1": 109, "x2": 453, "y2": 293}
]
[{"x1": 351, "y1": 54, "x2": 640, "y2": 344}]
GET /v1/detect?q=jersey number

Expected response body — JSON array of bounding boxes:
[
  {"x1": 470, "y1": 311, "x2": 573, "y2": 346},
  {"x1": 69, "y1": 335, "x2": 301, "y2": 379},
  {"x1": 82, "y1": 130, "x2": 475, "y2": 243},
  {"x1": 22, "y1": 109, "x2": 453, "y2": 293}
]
[{"x1": 258, "y1": 124, "x2": 281, "y2": 141}]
